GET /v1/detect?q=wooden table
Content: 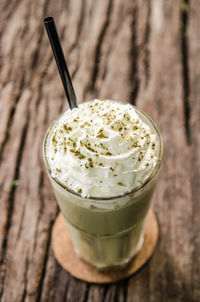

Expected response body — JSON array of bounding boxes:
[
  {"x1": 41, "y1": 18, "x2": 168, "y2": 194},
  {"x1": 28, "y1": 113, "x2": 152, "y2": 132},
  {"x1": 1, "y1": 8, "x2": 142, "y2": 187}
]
[{"x1": 0, "y1": 0, "x2": 199, "y2": 301}]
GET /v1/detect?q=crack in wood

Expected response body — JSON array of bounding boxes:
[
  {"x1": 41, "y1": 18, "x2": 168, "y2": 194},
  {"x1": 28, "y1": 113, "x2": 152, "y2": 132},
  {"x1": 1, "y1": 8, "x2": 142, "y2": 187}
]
[
  {"x1": 15, "y1": 193, "x2": 27, "y2": 245},
  {"x1": 101, "y1": 286, "x2": 108, "y2": 302},
  {"x1": 19, "y1": 1, "x2": 32, "y2": 41},
  {"x1": 31, "y1": 0, "x2": 51, "y2": 70},
  {"x1": 68, "y1": 0, "x2": 86, "y2": 55},
  {"x1": 36, "y1": 218, "x2": 58, "y2": 302},
  {"x1": 113, "y1": 285, "x2": 120, "y2": 302},
  {"x1": 87, "y1": 0, "x2": 113, "y2": 96},
  {"x1": 64, "y1": 0, "x2": 86, "y2": 83},
  {"x1": 181, "y1": 0, "x2": 191, "y2": 144},
  {"x1": 0, "y1": 102, "x2": 15, "y2": 159},
  {"x1": 129, "y1": 8, "x2": 139, "y2": 105},
  {"x1": 0, "y1": 74, "x2": 25, "y2": 162},
  {"x1": 62, "y1": 279, "x2": 70, "y2": 302},
  {"x1": 32, "y1": 171, "x2": 45, "y2": 255},
  {"x1": 123, "y1": 280, "x2": 127, "y2": 302},
  {"x1": 20, "y1": 255, "x2": 29, "y2": 302},
  {"x1": 143, "y1": 1, "x2": 151, "y2": 87},
  {"x1": 82, "y1": 284, "x2": 90, "y2": 302},
  {"x1": 112, "y1": 285, "x2": 119, "y2": 302},
  {"x1": 35, "y1": 56, "x2": 54, "y2": 109}
]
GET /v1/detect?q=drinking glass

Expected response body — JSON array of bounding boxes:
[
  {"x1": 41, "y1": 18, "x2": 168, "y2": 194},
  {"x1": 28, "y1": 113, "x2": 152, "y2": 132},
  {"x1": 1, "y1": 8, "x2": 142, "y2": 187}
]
[{"x1": 43, "y1": 105, "x2": 163, "y2": 270}]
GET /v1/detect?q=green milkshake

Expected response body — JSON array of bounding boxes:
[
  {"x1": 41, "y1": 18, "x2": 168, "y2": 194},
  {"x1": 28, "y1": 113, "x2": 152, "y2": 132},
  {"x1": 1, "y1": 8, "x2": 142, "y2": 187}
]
[{"x1": 43, "y1": 99, "x2": 163, "y2": 270}]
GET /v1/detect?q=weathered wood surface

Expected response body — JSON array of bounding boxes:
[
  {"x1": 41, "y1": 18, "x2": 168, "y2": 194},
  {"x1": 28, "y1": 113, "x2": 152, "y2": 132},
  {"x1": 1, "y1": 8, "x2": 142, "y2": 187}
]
[{"x1": 0, "y1": 0, "x2": 199, "y2": 301}]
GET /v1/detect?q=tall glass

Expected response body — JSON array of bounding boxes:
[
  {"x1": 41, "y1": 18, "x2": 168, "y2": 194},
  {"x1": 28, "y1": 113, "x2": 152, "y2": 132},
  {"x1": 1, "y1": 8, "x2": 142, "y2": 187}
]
[{"x1": 43, "y1": 105, "x2": 163, "y2": 270}]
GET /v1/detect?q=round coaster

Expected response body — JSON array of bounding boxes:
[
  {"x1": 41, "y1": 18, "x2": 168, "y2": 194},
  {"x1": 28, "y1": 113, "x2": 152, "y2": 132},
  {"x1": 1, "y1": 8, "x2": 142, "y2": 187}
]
[{"x1": 52, "y1": 210, "x2": 159, "y2": 283}]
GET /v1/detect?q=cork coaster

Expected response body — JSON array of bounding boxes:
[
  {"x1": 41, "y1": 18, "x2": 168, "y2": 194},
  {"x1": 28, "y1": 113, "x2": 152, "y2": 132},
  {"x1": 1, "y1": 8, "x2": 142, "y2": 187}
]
[{"x1": 52, "y1": 210, "x2": 159, "y2": 283}]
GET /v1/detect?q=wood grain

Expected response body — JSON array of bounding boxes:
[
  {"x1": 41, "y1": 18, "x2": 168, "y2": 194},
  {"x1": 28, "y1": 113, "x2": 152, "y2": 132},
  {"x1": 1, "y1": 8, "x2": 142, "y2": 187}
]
[{"x1": 0, "y1": 0, "x2": 199, "y2": 301}]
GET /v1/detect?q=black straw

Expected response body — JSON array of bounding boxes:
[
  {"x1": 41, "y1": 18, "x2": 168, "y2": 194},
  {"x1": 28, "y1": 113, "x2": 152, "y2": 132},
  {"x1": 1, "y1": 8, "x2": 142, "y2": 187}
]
[{"x1": 44, "y1": 17, "x2": 78, "y2": 109}]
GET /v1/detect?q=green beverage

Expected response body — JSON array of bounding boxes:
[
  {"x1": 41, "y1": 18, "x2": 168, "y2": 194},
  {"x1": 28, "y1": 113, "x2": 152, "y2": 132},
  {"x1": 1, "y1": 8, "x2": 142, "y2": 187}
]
[{"x1": 43, "y1": 99, "x2": 163, "y2": 270}]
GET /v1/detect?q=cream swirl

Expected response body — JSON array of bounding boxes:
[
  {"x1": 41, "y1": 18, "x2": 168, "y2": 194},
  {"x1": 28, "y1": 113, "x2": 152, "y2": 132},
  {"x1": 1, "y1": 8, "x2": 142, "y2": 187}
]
[{"x1": 45, "y1": 99, "x2": 160, "y2": 197}]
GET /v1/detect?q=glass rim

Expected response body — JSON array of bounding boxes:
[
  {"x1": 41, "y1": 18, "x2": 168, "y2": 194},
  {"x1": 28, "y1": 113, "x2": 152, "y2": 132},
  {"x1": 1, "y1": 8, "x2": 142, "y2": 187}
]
[{"x1": 42, "y1": 103, "x2": 163, "y2": 201}]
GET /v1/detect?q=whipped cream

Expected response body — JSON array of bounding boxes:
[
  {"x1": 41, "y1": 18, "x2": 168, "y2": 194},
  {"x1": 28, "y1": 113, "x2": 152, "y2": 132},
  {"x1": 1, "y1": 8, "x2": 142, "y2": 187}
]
[{"x1": 45, "y1": 99, "x2": 159, "y2": 198}]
